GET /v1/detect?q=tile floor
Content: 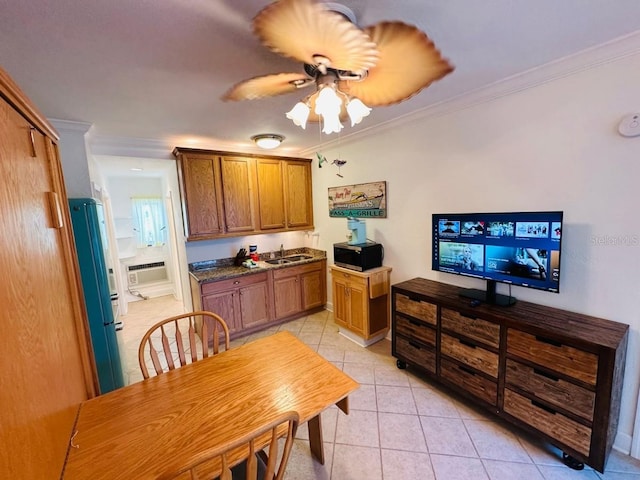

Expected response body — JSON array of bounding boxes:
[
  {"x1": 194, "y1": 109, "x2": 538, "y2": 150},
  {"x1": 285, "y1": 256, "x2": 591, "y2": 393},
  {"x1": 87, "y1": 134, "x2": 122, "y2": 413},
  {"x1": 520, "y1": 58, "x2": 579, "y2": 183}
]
[{"x1": 117, "y1": 295, "x2": 640, "y2": 480}]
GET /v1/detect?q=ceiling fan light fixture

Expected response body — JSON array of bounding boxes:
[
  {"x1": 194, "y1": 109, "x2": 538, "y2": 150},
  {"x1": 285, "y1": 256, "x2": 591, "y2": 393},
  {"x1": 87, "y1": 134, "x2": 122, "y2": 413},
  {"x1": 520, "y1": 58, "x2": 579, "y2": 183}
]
[
  {"x1": 225, "y1": 0, "x2": 455, "y2": 138},
  {"x1": 286, "y1": 102, "x2": 310, "y2": 129},
  {"x1": 315, "y1": 85, "x2": 344, "y2": 134},
  {"x1": 251, "y1": 133, "x2": 285, "y2": 149},
  {"x1": 346, "y1": 97, "x2": 371, "y2": 126}
]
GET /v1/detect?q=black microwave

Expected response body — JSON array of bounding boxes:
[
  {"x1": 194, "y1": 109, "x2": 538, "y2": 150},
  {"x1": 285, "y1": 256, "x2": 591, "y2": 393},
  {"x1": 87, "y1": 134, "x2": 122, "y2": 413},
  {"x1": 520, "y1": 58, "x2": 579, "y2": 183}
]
[{"x1": 333, "y1": 241, "x2": 384, "y2": 272}]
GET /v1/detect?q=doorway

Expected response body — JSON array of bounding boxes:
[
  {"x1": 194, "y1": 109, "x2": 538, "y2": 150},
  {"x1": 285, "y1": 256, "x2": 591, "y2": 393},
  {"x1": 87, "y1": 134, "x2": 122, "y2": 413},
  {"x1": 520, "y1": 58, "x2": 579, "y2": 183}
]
[{"x1": 93, "y1": 155, "x2": 191, "y2": 319}]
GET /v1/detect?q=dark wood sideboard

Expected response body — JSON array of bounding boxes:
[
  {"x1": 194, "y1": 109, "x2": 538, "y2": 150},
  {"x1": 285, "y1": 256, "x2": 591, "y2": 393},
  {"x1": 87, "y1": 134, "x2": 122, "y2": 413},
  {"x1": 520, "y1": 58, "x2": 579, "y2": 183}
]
[{"x1": 391, "y1": 278, "x2": 628, "y2": 473}]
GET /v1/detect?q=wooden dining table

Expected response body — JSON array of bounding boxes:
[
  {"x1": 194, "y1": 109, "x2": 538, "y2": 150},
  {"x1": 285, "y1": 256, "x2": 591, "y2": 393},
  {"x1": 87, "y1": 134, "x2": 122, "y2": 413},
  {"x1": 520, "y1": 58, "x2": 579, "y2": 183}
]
[{"x1": 61, "y1": 331, "x2": 359, "y2": 479}]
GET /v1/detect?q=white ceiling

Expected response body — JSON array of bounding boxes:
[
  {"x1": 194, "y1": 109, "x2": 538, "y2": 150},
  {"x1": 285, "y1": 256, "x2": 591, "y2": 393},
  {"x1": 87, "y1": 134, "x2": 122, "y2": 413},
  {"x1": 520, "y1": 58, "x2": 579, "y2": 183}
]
[{"x1": 2, "y1": 0, "x2": 640, "y2": 156}]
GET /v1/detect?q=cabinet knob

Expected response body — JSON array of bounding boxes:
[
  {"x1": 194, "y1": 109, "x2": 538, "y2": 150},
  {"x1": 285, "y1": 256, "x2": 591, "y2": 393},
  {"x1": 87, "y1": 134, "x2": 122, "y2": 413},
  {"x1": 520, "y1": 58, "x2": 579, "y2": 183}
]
[{"x1": 234, "y1": 280, "x2": 240, "y2": 285}]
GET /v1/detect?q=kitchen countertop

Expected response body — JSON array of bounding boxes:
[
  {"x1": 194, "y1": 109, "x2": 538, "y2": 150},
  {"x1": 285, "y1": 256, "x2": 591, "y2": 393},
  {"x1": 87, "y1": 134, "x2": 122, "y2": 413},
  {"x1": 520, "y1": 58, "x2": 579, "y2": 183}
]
[{"x1": 189, "y1": 247, "x2": 326, "y2": 284}]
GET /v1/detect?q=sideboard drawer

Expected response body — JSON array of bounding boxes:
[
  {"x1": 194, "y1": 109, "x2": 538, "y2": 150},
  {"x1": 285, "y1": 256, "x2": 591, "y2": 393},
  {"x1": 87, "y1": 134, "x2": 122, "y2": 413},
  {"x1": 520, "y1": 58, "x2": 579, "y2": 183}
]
[
  {"x1": 395, "y1": 335, "x2": 436, "y2": 374},
  {"x1": 441, "y1": 308, "x2": 500, "y2": 348},
  {"x1": 507, "y1": 330, "x2": 598, "y2": 386},
  {"x1": 395, "y1": 315, "x2": 436, "y2": 347},
  {"x1": 395, "y1": 293, "x2": 437, "y2": 325},
  {"x1": 440, "y1": 358, "x2": 498, "y2": 406},
  {"x1": 504, "y1": 389, "x2": 592, "y2": 457},
  {"x1": 506, "y1": 359, "x2": 595, "y2": 421},
  {"x1": 441, "y1": 333, "x2": 499, "y2": 378}
]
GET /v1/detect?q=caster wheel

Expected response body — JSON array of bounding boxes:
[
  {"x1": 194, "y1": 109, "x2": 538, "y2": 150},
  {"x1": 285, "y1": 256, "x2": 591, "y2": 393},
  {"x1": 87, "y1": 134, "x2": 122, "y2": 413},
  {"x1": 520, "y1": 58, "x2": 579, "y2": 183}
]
[
  {"x1": 396, "y1": 359, "x2": 406, "y2": 369},
  {"x1": 562, "y1": 453, "x2": 584, "y2": 470}
]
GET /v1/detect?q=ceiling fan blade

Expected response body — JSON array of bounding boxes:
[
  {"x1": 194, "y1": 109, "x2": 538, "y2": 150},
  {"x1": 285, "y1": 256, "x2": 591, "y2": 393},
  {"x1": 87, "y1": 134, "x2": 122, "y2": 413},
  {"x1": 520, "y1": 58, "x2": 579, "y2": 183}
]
[
  {"x1": 338, "y1": 22, "x2": 454, "y2": 106},
  {"x1": 222, "y1": 72, "x2": 310, "y2": 101},
  {"x1": 253, "y1": 0, "x2": 378, "y2": 73}
]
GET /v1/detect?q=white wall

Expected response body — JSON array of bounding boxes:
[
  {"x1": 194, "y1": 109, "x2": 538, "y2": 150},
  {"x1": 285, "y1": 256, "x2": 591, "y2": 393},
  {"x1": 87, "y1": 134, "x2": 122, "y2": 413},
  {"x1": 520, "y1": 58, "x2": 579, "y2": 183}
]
[
  {"x1": 185, "y1": 230, "x2": 307, "y2": 264},
  {"x1": 310, "y1": 52, "x2": 640, "y2": 451},
  {"x1": 52, "y1": 119, "x2": 93, "y2": 198},
  {"x1": 108, "y1": 176, "x2": 163, "y2": 213}
]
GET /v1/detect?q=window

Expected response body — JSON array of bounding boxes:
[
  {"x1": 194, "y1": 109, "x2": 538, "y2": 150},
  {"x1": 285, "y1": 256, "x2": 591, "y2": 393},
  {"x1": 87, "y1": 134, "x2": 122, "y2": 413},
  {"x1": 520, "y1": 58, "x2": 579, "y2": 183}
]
[{"x1": 131, "y1": 197, "x2": 167, "y2": 247}]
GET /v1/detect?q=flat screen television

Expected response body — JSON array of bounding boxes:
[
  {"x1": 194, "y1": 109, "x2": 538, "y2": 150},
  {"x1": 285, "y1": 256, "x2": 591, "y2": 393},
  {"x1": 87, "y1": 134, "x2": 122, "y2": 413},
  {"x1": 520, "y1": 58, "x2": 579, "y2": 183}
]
[{"x1": 432, "y1": 211, "x2": 563, "y2": 306}]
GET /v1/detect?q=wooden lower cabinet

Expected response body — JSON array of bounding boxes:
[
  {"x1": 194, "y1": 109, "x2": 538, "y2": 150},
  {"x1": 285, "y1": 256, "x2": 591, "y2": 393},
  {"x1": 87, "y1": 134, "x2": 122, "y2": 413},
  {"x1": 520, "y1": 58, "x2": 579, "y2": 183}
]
[
  {"x1": 391, "y1": 278, "x2": 628, "y2": 473},
  {"x1": 193, "y1": 272, "x2": 270, "y2": 335},
  {"x1": 330, "y1": 265, "x2": 393, "y2": 345},
  {"x1": 272, "y1": 260, "x2": 326, "y2": 320},
  {"x1": 190, "y1": 260, "x2": 326, "y2": 338},
  {"x1": 332, "y1": 272, "x2": 368, "y2": 336}
]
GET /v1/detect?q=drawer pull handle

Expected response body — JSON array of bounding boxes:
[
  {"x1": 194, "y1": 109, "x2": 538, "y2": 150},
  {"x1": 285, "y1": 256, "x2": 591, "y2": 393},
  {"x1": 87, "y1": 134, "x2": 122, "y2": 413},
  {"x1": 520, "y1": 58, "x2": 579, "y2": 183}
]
[
  {"x1": 458, "y1": 365, "x2": 476, "y2": 376},
  {"x1": 459, "y1": 339, "x2": 477, "y2": 349},
  {"x1": 409, "y1": 341, "x2": 421, "y2": 350},
  {"x1": 460, "y1": 313, "x2": 477, "y2": 320},
  {"x1": 535, "y1": 335, "x2": 562, "y2": 347},
  {"x1": 409, "y1": 319, "x2": 422, "y2": 327},
  {"x1": 531, "y1": 400, "x2": 557, "y2": 415},
  {"x1": 533, "y1": 368, "x2": 559, "y2": 382},
  {"x1": 233, "y1": 280, "x2": 240, "y2": 285}
]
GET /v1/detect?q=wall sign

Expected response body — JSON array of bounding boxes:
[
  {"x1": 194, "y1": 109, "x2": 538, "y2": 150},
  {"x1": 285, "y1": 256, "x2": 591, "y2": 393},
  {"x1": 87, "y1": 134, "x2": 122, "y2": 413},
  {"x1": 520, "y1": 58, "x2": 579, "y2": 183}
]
[{"x1": 328, "y1": 181, "x2": 387, "y2": 218}]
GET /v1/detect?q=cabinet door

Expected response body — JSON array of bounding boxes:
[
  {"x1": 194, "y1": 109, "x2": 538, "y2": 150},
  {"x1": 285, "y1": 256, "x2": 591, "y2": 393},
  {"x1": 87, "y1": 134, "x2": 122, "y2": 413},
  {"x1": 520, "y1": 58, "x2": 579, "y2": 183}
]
[
  {"x1": 1, "y1": 92, "x2": 94, "y2": 477},
  {"x1": 300, "y1": 268, "x2": 324, "y2": 310},
  {"x1": 180, "y1": 154, "x2": 224, "y2": 238},
  {"x1": 239, "y1": 281, "x2": 270, "y2": 329},
  {"x1": 202, "y1": 289, "x2": 241, "y2": 334},
  {"x1": 220, "y1": 156, "x2": 255, "y2": 233},
  {"x1": 284, "y1": 160, "x2": 313, "y2": 228},
  {"x1": 348, "y1": 280, "x2": 367, "y2": 336},
  {"x1": 273, "y1": 275, "x2": 301, "y2": 319},
  {"x1": 331, "y1": 277, "x2": 349, "y2": 328},
  {"x1": 255, "y1": 159, "x2": 286, "y2": 230}
]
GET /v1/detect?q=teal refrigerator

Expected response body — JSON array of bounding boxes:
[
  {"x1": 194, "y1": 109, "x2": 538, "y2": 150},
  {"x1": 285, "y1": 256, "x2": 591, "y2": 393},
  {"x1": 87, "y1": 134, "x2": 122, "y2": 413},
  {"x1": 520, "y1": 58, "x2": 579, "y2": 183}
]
[{"x1": 69, "y1": 198, "x2": 124, "y2": 393}]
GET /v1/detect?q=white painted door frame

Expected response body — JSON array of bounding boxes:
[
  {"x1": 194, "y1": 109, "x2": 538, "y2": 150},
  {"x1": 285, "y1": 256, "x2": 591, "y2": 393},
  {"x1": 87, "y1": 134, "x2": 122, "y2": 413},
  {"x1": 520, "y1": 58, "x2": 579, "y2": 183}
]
[{"x1": 632, "y1": 384, "x2": 640, "y2": 459}]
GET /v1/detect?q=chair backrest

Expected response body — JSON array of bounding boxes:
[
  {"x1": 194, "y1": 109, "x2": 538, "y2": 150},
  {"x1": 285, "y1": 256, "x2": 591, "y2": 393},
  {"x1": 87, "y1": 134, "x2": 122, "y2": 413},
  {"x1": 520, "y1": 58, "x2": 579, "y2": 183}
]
[
  {"x1": 157, "y1": 410, "x2": 299, "y2": 480},
  {"x1": 138, "y1": 310, "x2": 231, "y2": 379}
]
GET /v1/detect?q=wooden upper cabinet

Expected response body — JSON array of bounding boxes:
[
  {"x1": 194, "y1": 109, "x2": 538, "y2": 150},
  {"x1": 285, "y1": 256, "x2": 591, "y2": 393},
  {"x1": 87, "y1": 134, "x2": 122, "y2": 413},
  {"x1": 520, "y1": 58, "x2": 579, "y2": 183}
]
[
  {"x1": 255, "y1": 158, "x2": 286, "y2": 230},
  {"x1": 284, "y1": 160, "x2": 313, "y2": 229},
  {"x1": 175, "y1": 151, "x2": 224, "y2": 239},
  {"x1": 174, "y1": 148, "x2": 313, "y2": 241},
  {"x1": 220, "y1": 156, "x2": 255, "y2": 233}
]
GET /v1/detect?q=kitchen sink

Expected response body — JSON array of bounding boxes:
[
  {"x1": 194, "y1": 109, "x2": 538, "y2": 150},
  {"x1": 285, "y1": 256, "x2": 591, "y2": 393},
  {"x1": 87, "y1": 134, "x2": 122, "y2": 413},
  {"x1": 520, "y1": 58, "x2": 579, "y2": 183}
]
[
  {"x1": 284, "y1": 255, "x2": 313, "y2": 262},
  {"x1": 264, "y1": 254, "x2": 312, "y2": 265},
  {"x1": 265, "y1": 258, "x2": 292, "y2": 265}
]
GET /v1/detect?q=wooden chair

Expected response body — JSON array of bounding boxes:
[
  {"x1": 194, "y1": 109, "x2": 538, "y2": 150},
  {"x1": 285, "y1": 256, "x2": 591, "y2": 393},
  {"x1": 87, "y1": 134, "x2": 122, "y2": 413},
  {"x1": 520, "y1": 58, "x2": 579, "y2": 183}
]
[
  {"x1": 138, "y1": 311, "x2": 230, "y2": 379},
  {"x1": 157, "y1": 410, "x2": 299, "y2": 480}
]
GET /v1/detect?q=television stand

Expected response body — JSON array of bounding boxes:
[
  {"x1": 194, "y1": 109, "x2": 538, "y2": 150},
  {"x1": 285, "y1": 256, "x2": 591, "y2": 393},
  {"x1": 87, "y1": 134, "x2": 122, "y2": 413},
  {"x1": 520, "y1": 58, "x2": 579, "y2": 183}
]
[
  {"x1": 391, "y1": 278, "x2": 628, "y2": 473},
  {"x1": 459, "y1": 279, "x2": 516, "y2": 306}
]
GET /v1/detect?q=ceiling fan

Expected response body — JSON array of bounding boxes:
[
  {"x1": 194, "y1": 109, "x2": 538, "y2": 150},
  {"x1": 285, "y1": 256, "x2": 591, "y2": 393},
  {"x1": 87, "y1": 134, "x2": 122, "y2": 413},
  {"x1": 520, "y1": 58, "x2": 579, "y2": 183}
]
[{"x1": 223, "y1": 0, "x2": 454, "y2": 134}]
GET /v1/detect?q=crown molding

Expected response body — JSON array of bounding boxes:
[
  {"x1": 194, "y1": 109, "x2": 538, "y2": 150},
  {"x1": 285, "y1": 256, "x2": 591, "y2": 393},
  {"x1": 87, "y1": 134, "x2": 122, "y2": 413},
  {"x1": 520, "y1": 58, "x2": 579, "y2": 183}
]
[
  {"x1": 89, "y1": 135, "x2": 174, "y2": 159},
  {"x1": 301, "y1": 30, "x2": 640, "y2": 155},
  {"x1": 88, "y1": 134, "x2": 280, "y2": 159},
  {"x1": 49, "y1": 118, "x2": 92, "y2": 135}
]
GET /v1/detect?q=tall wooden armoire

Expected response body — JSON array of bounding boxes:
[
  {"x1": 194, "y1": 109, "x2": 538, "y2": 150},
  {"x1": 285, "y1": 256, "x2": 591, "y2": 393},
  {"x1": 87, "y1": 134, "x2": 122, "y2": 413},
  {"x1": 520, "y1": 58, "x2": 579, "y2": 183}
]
[{"x1": 0, "y1": 66, "x2": 97, "y2": 478}]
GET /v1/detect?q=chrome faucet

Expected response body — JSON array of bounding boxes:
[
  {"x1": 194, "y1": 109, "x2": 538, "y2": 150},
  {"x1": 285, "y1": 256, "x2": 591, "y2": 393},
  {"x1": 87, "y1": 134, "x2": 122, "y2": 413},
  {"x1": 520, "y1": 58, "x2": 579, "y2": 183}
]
[{"x1": 280, "y1": 244, "x2": 285, "y2": 258}]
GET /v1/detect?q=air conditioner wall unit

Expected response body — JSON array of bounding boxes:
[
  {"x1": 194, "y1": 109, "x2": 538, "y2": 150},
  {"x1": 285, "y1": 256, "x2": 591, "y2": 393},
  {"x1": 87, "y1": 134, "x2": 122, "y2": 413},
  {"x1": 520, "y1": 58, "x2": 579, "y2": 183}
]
[{"x1": 127, "y1": 261, "x2": 168, "y2": 286}]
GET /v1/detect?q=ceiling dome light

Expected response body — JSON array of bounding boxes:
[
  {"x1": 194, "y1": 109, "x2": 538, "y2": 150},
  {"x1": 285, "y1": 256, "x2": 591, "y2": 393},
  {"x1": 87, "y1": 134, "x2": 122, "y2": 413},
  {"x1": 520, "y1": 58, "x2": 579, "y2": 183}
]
[{"x1": 251, "y1": 133, "x2": 285, "y2": 149}]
